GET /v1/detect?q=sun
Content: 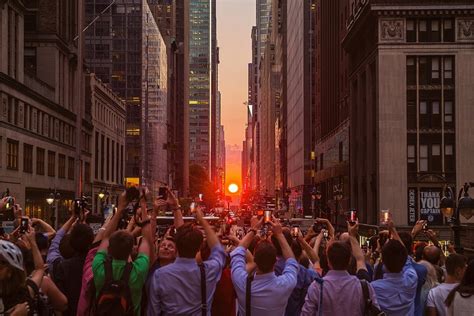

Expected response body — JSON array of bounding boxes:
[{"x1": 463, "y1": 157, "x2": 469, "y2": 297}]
[{"x1": 228, "y1": 183, "x2": 239, "y2": 194}]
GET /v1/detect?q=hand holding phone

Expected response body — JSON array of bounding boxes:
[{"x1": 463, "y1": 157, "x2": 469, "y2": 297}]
[
  {"x1": 20, "y1": 217, "x2": 29, "y2": 234},
  {"x1": 291, "y1": 225, "x2": 300, "y2": 238},
  {"x1": 264, "y1": 210, "x2": 272, "y2": 223}
]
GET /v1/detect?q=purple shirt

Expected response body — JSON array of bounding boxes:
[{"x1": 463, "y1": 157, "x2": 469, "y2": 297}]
[{"x1": 301, "y1": 270, "x2": 379, "y2": 316}]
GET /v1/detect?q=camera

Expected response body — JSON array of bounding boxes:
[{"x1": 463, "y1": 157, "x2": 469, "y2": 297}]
[
  {"x1": 1, "y1": 189, "x2": 15, "y2": 221},
  {"x1": 126, "y1": 187, "x2": 140, "y2": 203},
  {"x1": 74, "y1": 197, "x2": 89, "y2": 216}
]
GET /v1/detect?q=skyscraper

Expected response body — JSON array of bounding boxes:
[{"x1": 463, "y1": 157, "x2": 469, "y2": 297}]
[
  {"x1": 85, "y1": 0, "x2": 168, "y2": 190},
  {"x1": 189, "y1": 0, "x2": 218, "y2": 181}
]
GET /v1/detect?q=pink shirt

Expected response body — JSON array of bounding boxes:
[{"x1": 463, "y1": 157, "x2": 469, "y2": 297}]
[
  {"x1": 76, "y1": 245, "x2": 99, "y2": 316},
  {"x1": 301, "y1": 270, "x2": 379, "y2": 316}
]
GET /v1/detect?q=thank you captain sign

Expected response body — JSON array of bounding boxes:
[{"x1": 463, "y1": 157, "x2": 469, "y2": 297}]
[{"x1": 419, "y1": 188, "x2": 443, "y2": 225}]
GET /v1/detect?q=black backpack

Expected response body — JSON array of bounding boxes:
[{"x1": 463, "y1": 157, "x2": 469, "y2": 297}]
[
  {"x1": 26, "y1": 279, "x2": 54, "y2": 316},
  {"x1": 95, "y1": 258, "x2": 134, "y2": 316}
]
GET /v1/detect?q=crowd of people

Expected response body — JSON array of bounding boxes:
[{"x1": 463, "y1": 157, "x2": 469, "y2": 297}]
[{"x1": 0, "y1": 188, "x2": 473, "y2": 316}]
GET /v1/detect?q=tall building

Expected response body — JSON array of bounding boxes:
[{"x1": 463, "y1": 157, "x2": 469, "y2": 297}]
[
  {"x1": 286, "y1": 0, "x2": 314, "y2": 214},
  {"x1": 148, "y1": 0, "x2": 190, "y2": 196},
  {"x1": 312, "y1": 0, "x2": 350, "y2": 223},
  {"x1": 0, "y1": 0, "x2": 89, "y2": 225},
  {"x1": 188, "y1": 0, "x2": 219, "y2": 183},
  {"x1": 85, "y1": 0, "x2": 168, "y2": 191},
  {"x1": 343, "y1": 0, "x2": 474, "y2": 238},
  {"x1": 86, "y1": 74, "x2": 126, "y2": 213}
]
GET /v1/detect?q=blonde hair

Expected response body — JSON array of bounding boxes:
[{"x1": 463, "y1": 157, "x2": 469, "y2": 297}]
[{"x1": 419, "y1": 260, "x2": 439, "y2": 288}]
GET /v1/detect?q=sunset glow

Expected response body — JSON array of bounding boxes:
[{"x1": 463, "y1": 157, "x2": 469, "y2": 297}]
[{"x1": 228, "y1": 183, "x2": 239, "y2": 194}]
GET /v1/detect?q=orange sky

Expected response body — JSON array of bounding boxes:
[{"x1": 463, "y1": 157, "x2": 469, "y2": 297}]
[{"x1": 218, "y1": 0, "x2": 255, "y2": 189}]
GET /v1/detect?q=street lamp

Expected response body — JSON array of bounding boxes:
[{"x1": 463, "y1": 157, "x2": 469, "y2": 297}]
[
  {"x1": 440, "y1": 182, "x2": 474, "y2": 254},
  {"x1": 46, "y1": 190, "x2": 60, "y2": 229}
]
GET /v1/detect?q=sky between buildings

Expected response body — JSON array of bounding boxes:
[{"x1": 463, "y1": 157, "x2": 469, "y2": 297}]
[{"x1": 218, "y1": 0, "x2": 255, "y2": 189}]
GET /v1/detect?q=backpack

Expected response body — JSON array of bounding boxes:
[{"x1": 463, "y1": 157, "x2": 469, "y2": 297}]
[
  {"x1": 26, "y1": 279, "x2": 54, "y2": 316},
  {"x1": 95, "y1": 258, "x2": 134, "y2": 316},
  {"x1": 360, "y1": 280, "x2": 386, "y2": 316}
]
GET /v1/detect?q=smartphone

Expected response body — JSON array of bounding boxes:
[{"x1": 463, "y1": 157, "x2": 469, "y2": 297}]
[
  {"x1": 350, "y1": 210, "x2": 357, "y2": 223},
  {"x1": 366, "y1": 239, "x2": 370, "y2": 248},
  {"x1": 291, "y1": 225, "x2": 300, "y2": 238},
  {"x1": 20, "y1": 217, "x2": 29, "y2": 234},
  {"x1": 264, "y1": 210, "x2": 272, "y2": 223},
  {"x1": 380, "y1": 209, "x2": 390, "y2": 225},
  {"x1": 190, "y1": 202, "x2": 196, "y2": 213},
  {"x1": 158, "y1": 187, "x2": 168, "y2": 200},
  {"x1": 322, "y1": 229, "x2": 328, "y2": 239},
  {"x1": 198, "y1": 193, "x2": 203, "y2": 202},
  {"x1": 126, "y1": 187, "x2": 140, "y2": 202},
  {"x1": 422, "y1": 223, "x2": 428, "y2": 231}
]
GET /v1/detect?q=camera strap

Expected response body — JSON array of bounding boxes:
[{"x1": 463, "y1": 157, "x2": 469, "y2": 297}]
[
  {"x1": 199, "y1": 263, "x2": 207, "y2": 316},
  {"x1": 245, "y1": 272, "x2": 254, "y2": 316}
]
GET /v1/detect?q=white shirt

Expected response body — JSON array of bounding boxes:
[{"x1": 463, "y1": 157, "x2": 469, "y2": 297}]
[
  {"x1": 427, "y1": 283, "x2": 459, "y2": 316},
  {"x1": 448, "y1": 292, "x2": 474, "y2": 316}
]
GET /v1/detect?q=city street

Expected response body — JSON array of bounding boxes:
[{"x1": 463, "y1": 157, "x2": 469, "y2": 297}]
[{"x1": 1, "y1": 1, "x2": 474, "y2": 315}]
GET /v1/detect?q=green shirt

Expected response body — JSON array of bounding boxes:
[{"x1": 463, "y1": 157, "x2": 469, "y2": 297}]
[{"x1": 92, "y1": 250, "x2": 150, "y2": 316}]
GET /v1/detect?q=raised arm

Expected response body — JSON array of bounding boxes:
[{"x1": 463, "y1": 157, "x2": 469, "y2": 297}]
[
  {"x1": 195, "y1": 206, "x2": 219, "y2": 249},
  {"x1": 298, "y1": 233, "x2": 319, "y2": 264},
  {"x1": 25, "y1": 228, "x2": 46, "y2": 290},
  {"x1": 31, "y1": 218, "x2": 56, "y2": 240},
  {"x1": 167, "y1": 189, "x2": 184, "y2": 229},
  {"x1": 98, "y1": 191, "x2": 127, "y2": 251},
  {"x1": 270, "y1": 220, "x2": 295, "y2": 260},
  {"x1": 316, "y1": 218, "x2": 335, "y2": 240}
]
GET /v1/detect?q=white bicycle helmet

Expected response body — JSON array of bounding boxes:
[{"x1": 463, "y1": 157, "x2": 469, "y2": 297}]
[{"x1": 0, "y1": 240, "x2": 24, "y2": 271}]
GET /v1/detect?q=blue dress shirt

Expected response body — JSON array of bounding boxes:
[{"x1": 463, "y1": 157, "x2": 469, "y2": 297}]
[
  {"x1": 274, "y1": 257, "x2": 319, "y2": 316},
  {"x1": 147, "y1": 245, "x2": 227, "y2": 316},
  {"x1": 371, "y1": 259, "x2": 419, "y2": 316},
  {"x1": 230, "y1": 246, "x2": 299, "y2": 316}
]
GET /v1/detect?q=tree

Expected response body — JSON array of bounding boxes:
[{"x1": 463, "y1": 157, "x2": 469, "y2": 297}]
[{"x1": 189, "y1": 164, "x2": 217, "y2": 208}]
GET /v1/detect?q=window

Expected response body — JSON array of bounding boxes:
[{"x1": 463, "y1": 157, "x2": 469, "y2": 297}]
[
  {"x1": 431, "y1": 57, "x2": 440, "y2": 81},
  {"x1": 68, "y1": 157, "x2": 75, "y2": 180},
  {"x1": 445, "y1": 145, "x2": 453, "y2": 156},
  {"x1": 445, "y1": 144, "x2": 455, "y2": 173},
  {"x1": 443, "y1": 19, "x2": 454, "y2": 42},
  {"x1": 58, "y1": 154, "x2": 66, "y2": 178},
  {"x1": 444, "y1": 57, "x2": 453, "y2": 80},
  {"x1": 420, "y1": 101, "x2": 427, "y2": 114},
  {"x1": 7, "y1": 139, "x2": 19, "y2": 170},
  {"x1": 445, "y1": 101, "x2": 453, "y2": 123},
  {"x1": 23, "y1": 144, "x2": 33, "y2": 173},
  {"x1": 36, "y1": 148, "x2": 45, "y2": 175},
  {"x1": 95, "y1": 132, "x2": 99, "y2": 179},
  {"x1": 320, "y1": 154, "x2": 324, "y2": 171},
  {"x1": 419, "y1": 145, "x2": 428, "y2": 172},
  {"x1": 432, "y1": 101, "x2": 440, "y2": 115},
  {"x1": 408, "y1": 145, "x2": 416, "y2": 164},
  {"x1": 85, "y1": 162, "x2": 90, "y2": 184},
  {"x1": 106, "y1": 138, "x2": 110, "y2": 181},
  {"x1": 406, "y1": 19, "x2": 416, "y2": 42},
  {"x1": 48, "y1": 151, "x2": 55, "y2": 177},
  {"x1": 339, "y1": 142, "x2": 343, "y2": 162},
  {"x1": 101, "y1": 134, "x2": 105, "y2": 180},
  {"x1": 432, "y1": 144, "x2": 441, "y2": 156},
  {"x1": 407, "y1": 57, "x2": 416, "y2": 85},
  {"x1": 24, "y1": 47, "x2": 37, "y2": 74},
  {"x1": 419, "y1": 57, "x2": 430, "y2": 84},
  {"x1": 430, "y1": 20, "x2": 441, "y2": 42}
]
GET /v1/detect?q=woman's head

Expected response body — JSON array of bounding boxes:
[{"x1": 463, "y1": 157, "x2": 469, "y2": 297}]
[
  {"x1": 418, "y1": 260, "x2": 438, "y2": 288},
  {"x1": 158, "y1": 238, "x2": 177, "y2": 262}
]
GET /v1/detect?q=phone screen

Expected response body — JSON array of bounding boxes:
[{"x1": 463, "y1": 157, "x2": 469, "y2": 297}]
[
  {"x1": 264, "y1": 210, "x2": 272, "y2": 223},
  {"x1": 190, "y1": 202, "x2": 196, "y2": 212},
  {"x1": 350, "y1": 210, "x2": 357, "y2": 223},
  {"x1": 20, "y1": 218, "x2": 29, "y2": 233},
  {"x1": 159, "y1": 187, "x2": 168, "y2": 200},
  {"x1": 291, "y1": 226, "x2": 300, "y2": 237}
]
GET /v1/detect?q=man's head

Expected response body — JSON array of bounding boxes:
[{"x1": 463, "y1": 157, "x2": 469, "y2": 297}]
[
  {"x1": 398, "y1": 232, "x2": 413, "y2": 256},
  {"x1": 108, "y1": 230, "x2": 134, "y2": 260},
  {"x1": 70, "y1": 223, "x2": 94, "y2": 255},
  {"x1": 382, "y1": 240, "x2": 407, "y2": 273},
  {"x1": 174, "y1": 223, "x2": 203, "y2": 258},
  {"x1": 423, "y1": 245, "x2": 442, "y2": 265},
  {"x1": 326, "y1": 241, "x2": 351, "y2": 271},
  {"x1": 445, "y1": 253, "x2": 467, "y2": 281},
  {"x1": 271, "y1": 229, "x2": 292, "y2": 256},
  {"x1": 254, "y1": 241, "x2": 277, "y2": 273}
]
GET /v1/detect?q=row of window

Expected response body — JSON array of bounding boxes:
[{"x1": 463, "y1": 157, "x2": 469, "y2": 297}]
[
  {"x1": 407, "y1": 143, "x2": 455, "y2": 173},
  {"x1": 406, "y1": 19, "x2": 455, "y2": 43},
  {"x1": 2, "y1": 94, "x2": 76, "y2": 147},
  {"x1": 2, "y1": 137, "x2": 75, "y2": 179},
  {"x1": 94, "y1": 131, "x2": 124, "y2": 185},
  {"x1": 93, "y1": 100, "x2": 125, "y2": 135},
  {"x1": 407, "y1": 56, "x2": 454, "y2": 86}
]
